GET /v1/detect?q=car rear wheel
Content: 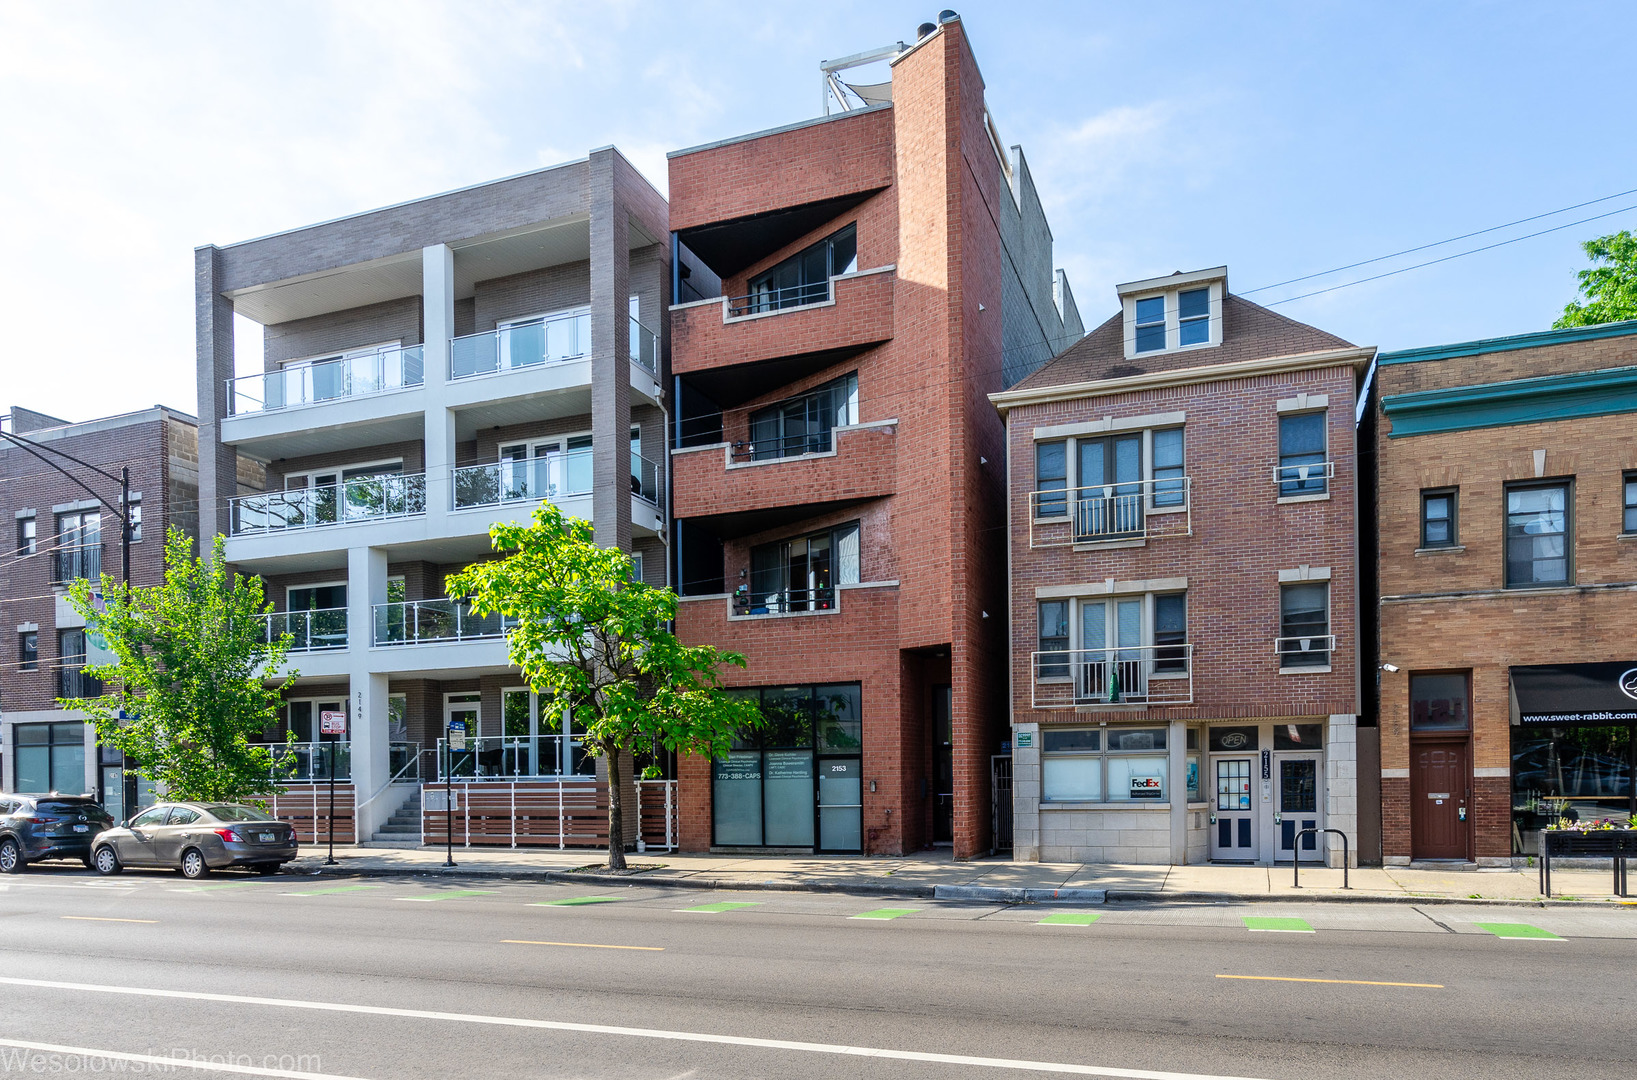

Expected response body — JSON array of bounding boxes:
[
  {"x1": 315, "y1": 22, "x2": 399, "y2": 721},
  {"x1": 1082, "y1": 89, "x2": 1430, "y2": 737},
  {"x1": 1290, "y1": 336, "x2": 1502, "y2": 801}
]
[
  {"x1": 180, "y1": 848, "x2": 210, "y2": 880},
  {"x1": 0, "y1": 838, "x2": 23, "y2": 874},
  {"x1": 92, "y1": 846, "x2": 122, "y2": 876}
]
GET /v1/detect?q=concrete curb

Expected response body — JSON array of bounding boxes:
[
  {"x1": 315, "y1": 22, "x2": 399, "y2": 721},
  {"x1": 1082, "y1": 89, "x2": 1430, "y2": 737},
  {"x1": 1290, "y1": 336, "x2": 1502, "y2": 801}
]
[{"x1": 282, "y1": 863, "x2": 1630, "y2": 908}]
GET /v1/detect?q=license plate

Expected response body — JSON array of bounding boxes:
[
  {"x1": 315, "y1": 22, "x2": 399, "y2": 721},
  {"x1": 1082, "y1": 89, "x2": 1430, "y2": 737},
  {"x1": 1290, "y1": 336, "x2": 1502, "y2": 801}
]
[
  {"x1": 73, "y1": 825, "x2": 89, "y2": 833},
  {"x1": 258, "y1": 833, "x2": 276, "y2": 843}
]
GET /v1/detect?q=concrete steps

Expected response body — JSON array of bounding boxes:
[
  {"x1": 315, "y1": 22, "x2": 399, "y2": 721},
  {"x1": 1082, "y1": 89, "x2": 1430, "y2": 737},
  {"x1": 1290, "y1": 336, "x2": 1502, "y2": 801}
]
[{"x1": 370, "y1": 788, "x2": 422, "y2": 844}]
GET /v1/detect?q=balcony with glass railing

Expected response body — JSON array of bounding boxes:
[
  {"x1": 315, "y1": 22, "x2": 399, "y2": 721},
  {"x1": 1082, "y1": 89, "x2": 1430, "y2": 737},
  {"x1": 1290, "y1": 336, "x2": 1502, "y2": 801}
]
[
  {"x1": 260, "y1": 608, "x2": 348, "y2": 652},
  {"x1": 450, "y1": 311, "x2": 591, "y2": 379},
  {"x1": 1031, "y1": 644, "x2": 1194, "y2": 709},
  {"x1": 434, "y1": 734, "x2": 591, "y2": 781},
  {"x1": 450, "y1": 450, "x2": 662, "y2": 512},
  {"x1": 229, "y1": 473, "x2": 427, "y2": 535},
  {"x1": 372, "y1": 598, "x2": 513, "y2": 647},
  {"x1": 227, "y1": 346, "x2": 425, "y2": 416},
  {"x1": 1029, "y1": 477, "x2": 1193, "y2": 549},
  {"x1": 629, "y1": 316, "x2": 658, "y2": 374}
]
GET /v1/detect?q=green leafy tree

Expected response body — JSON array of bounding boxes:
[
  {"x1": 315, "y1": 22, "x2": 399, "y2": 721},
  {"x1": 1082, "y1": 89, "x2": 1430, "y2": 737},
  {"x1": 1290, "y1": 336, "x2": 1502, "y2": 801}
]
[
  {"x1": 62, "y1": 528, "x2": 295, "y2": 805},
  {"x1": 447, "y1": 502, "x2": 761, "y2": 870},
  {"x1": 1555, "y1": 230, "x2": 1637, "y2": 328}
]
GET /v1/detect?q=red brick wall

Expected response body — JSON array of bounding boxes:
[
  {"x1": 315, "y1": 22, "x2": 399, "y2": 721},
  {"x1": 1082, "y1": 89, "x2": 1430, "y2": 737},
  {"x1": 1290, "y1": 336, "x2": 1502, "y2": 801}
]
[
  {"x1": 1007, "y1": 365, "x2": 1363, "y2": 727},
  {"x1": 670, "y1": 268, "x2": 895, "y2": 376},
  {"x1": 670, "y1": 425, "x2": 897, "y2": 520}
]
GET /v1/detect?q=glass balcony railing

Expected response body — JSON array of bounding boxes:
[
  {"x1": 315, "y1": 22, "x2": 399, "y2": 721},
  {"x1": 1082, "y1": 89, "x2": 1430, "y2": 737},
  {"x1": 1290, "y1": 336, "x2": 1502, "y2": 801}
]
[
  {"x1": 451, "y1": 451, "x2": 594, "y2": 510},
  {"x1": 228, "y1": 346, "x2": 425, "y2": 415},
  {"x1": 629, "y1": 316, "x2": 658, "y2": 374},
  {"x1": 261, "y1": 608, "x2": 348, "y2": 652},
  {"x1": 451, "y1": 311, "x2": 590, "y2": 379},
  {"x1": 630, "y1": 452, "x2": 661, "y2": 507},
  {"x1": 262, "y1": 740, "x2": 417, "y2": 782},
  {"x1": 434, "y1": 735, "x2": 593, "y2": 781},
  {"x1": 229, "y1": 474, "x2": 427, "y2": 535},
  {"x1": 372, "y1": 599, "x2": 512, "y2": 646}
]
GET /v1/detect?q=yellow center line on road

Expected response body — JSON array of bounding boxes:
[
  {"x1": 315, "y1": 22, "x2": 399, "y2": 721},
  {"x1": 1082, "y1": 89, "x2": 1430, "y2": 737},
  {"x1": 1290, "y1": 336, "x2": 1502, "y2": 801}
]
[
  {"x1": 1216, "y1": 974, "x2": 1443, "y2": 989},
  {"x1": 61, "y1": 916, "x2": 158, "y2": 924},
  {"x1": 502, "y1": 939, "x2": 663, "y2": 951}
]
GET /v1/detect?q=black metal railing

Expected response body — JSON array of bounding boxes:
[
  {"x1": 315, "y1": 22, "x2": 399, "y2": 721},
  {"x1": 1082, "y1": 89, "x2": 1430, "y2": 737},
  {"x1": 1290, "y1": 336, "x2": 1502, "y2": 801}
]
[
  {"x1": 732, "y1": 587, "x2": 837, "y2": 616},
  {"x1": 730, "y1": 429, "x2": 836, "y2": 462},
  {"x1": 727, "y1": 280, "x2": 831, "y2": 317},
  {"x1": 53, "y1": 544, "x2": 101, "y2": 584},
  {"x1": 58, "y1": 664, "x2": 103, "y2": 700}
]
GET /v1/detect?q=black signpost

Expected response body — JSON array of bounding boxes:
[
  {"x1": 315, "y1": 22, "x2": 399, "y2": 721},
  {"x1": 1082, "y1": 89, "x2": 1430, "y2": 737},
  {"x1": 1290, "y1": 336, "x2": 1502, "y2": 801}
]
[
  {"x1": 443, "y1": 720, "x2": 464, "y2": 868},
  {"x1": 320, "y1": 710, "x2": 345, "y2": 866}
]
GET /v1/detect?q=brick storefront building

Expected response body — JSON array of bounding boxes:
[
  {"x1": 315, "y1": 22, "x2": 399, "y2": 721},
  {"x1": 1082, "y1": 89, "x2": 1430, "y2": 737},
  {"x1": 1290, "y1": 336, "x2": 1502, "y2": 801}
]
[
  {"x1": 667, "y1": 15, "x2": 1081, "y2": 858},
  {"x1": 1373, "y1": 320, "x2": 1637, "y2": 865},
  {"x1": 993, "y1": 269, "x2": 1372, "y2": 866},
  {"x1": 0, "y1": 404, "x2": 200, "y2": 820}
]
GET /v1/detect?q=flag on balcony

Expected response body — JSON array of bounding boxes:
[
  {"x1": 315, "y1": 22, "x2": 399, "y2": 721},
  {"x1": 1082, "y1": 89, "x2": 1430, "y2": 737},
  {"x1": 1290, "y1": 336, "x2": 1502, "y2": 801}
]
[{"x1": 1107, "y1": 665, "x2": 1122, "y2": 704}]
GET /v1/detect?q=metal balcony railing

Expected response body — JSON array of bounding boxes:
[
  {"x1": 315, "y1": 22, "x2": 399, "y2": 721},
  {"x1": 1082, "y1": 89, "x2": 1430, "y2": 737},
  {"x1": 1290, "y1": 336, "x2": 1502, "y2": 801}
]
[
  {"x1": 1029, "y1": 477, "x2": 1192, "y2": 548},
  {"x1": 57, "y1": 663, "x2": 103, "y2": 700},
  {"x1": 435, "y1": 735, "x2": 591, "y2": 781},
  {"x1": 1031, "y1": 644, "x2": 1194, "y2": 709},
  {"x1": 629, "y1": 316, "x2": 659, "y2": 374},
  {"x1": 227, "y1": 345, "x2": 425, "y2": 415},
  {"x1": 1274, "y1": 460, "x2": 1333, "y2": 497},
  {"x1": 372, "y1": 598, "x2": 512, "y2": 646},
  {"x1": 730, "y1": 429, "x2": 836, "y2": 462},
  {"x1": 630, "y1": 452, "x2": 662, "y2": 507},
  {"x1": 229, "y1": 473, "x2": 427, "y2": 535},
  {"x1": 732, "y1": 586, "x2": 837, "y2": 617},
  {"x1": 260, "y1": 741, "x2": 415, "y2": 782},
  {"x1": 53, "y1": 543, "x2": 102, "y2": 584},
  {"x1": 261, "y1": 608, "x2": 348, "y2": 652},
  {"x1": 1275, "y1": 634, "x2": 1336, "y2": 668},
  {"x1": 451, "y1": 311, "x2": 591, "y2": 379},
  {"x1": 727, "y1": 279, "x2": 832, "y2": 317}
]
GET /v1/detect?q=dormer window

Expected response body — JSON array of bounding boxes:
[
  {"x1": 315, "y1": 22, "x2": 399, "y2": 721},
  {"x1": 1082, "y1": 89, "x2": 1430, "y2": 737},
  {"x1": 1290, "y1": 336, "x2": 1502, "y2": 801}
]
[{"x1": 1118, "y1": 267, "x2": 1227, "y2": 360}]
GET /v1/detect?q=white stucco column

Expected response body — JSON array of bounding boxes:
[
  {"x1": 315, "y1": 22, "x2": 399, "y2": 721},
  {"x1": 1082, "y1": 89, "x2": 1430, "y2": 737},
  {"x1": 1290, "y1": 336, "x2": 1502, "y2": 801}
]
[
  {"x1": 1326, "y1": 713, "x2": 1358, "y2": 868},
  {"x1": 348, "y1": 545, "x2": 392, "y2": 839},
  {"x1": 422, "y1": 244, "x2": 455, "y2": 533},
  {"x1": 1168, "y1": 719, "x2": 1188, "y2": 864},
  {"x1": 1011, "y1": 723, "x2": 1040, "y2": 862}
]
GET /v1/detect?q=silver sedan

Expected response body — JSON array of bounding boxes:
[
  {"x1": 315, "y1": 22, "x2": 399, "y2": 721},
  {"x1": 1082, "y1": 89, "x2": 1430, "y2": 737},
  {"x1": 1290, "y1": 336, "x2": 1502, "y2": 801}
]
[{"x1": 91, "y1": 802, "x2": 298, "y2": 878}]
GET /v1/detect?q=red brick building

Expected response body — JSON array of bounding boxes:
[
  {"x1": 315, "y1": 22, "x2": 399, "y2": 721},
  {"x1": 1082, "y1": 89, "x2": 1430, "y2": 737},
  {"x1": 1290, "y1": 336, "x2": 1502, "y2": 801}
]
[
  {"x1": 1373, "y1": 320, "x2": 1637, "y2": 865},
  {"x1": 667, "y1": 15, "x2": 1081, "y2": 857},
  {"x1": 992, "y1": 269, "x2": 1372, "y2": 866}
]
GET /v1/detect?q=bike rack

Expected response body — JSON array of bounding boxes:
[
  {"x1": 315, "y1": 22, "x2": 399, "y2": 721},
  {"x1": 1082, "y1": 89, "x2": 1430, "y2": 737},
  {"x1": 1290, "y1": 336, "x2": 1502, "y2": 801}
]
[{"x1": 1288, "y1": 827, "x2": 1349, "y2": 889}]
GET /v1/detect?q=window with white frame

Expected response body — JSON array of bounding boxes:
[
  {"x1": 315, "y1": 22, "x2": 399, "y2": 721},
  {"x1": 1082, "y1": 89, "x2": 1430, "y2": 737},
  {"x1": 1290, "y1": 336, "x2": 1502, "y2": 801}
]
[
  {"x1": 1278, "y1": 582, "x2": 1331, "y2": 668},
  {"x1": 16, "y1": 513, "x2": 35, "y2": 556},
  {"x1": 126, "y1": 496, "x2": 142, "y2": 542},
  {"x1": 1041, "y1": 725, "x2": 1170, "y2": 803},
  {"x1": 1031, "y1": 427, "x2": 1187, "y2": 538},
  {"x1": 500, "y1": 688, "x2": 589, "y2": 778},
  {"x1": 1277, "y1": 412, "x2": 1329, "y2": 496},
  {"x1": 1120, "y1": 272, "x2": 1224, "y2": 358},
  {"x1": 1035, "y1": 591, "x2": 1189, "y2": 704}
]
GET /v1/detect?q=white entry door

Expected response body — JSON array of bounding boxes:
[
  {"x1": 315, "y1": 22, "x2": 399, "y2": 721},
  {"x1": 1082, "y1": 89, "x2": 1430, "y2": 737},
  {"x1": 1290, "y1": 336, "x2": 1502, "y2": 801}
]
[
  {"x1": 1274, "y1": 752, "x2": 1324, "y2": 863},
  {"x1": 1210, "y1": 757, "x2": 1256, "y2": 860}
]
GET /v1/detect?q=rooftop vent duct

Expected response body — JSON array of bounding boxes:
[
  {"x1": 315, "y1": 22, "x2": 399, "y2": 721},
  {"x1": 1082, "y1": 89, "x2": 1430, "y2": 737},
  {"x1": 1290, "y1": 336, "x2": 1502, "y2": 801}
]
[
  {"x1": 917, "y1": 21, "x2": 936, "y2": 38},
  {"x1": 938, "y1": 9, "x2": 959, "y2": 23}
]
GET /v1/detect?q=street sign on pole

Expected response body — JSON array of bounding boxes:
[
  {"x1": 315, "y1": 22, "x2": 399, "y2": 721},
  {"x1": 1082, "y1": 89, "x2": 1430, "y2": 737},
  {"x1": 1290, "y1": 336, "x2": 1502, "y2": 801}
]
[
  {"x1": 320, "y1": 711, "x2": 347, "y2": 736},
  {"x1": 320, "y1": 711, "x2": 345, "y2": 866}
]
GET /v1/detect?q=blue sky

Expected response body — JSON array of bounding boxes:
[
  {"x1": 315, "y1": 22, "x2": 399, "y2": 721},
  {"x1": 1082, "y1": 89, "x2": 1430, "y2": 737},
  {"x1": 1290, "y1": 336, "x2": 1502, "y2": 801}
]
[{"x1": 1, "y1": 0, "x2": 1632, "y2": 422}]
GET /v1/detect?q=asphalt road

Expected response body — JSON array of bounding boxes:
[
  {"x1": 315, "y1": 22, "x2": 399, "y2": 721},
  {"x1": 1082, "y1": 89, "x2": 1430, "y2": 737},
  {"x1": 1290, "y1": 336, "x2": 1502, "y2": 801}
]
[{"x1": 1, "y1": 865, "x2": 1635, "y2": 1080}]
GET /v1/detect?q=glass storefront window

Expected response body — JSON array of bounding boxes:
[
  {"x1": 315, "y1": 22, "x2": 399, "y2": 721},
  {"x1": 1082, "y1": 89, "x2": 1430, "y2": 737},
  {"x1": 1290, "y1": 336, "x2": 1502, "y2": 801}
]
[
  {"x1": 14, "y1": 722, "x2": 86, "y2": 794},
  {"x1": 1273, "y1": 723, "x2": 1323, "y2": 750},
  {"x1": 1041, "y1": 726, "x2": 1172, "y2": 802},
  {"x1": 1512, "y1": 723, "x2": 1634, "y2": 854}
]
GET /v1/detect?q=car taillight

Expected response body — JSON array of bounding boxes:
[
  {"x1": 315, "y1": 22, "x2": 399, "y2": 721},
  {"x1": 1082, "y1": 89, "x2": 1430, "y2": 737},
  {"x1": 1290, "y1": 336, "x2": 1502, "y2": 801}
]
[
  {"x1": 25, "y1": 817, "x2": 51, "y2": 825},
  {"x1": 213, "y1": 828, "x2": 243, "y2": 843}
]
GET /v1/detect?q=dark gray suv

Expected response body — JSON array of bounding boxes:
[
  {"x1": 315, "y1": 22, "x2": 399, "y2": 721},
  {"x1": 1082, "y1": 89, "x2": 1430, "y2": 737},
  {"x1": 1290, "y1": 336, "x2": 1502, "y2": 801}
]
[{"x1": 0, "y1": 794, "x2": 116, "y2": 872}]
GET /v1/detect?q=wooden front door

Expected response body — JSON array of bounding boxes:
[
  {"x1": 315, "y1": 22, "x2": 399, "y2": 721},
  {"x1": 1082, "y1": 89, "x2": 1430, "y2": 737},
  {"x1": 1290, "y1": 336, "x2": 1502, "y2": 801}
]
[{"x1": 1411, "y1": 739, "x2": 1470, "y2": 860}]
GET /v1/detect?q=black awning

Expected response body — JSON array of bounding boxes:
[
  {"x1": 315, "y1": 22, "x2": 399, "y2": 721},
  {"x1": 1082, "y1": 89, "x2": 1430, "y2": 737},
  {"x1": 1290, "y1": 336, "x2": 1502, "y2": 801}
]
[{"x1": 1511, "y1": 663, "x2": 1637, "y2": 726}]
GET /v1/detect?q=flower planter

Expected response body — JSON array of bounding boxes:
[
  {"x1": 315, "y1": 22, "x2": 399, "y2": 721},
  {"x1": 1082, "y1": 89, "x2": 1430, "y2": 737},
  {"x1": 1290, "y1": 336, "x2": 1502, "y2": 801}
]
[{"x1": 1538, "y1": 829, "x2": 1637, "y2": 897}]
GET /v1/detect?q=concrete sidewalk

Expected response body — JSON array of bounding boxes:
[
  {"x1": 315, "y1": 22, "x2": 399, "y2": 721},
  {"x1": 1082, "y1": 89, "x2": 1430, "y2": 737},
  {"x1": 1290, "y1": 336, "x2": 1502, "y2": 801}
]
[{"x1": 282, "y1": 844, "x2": 1637, "y2": 907}]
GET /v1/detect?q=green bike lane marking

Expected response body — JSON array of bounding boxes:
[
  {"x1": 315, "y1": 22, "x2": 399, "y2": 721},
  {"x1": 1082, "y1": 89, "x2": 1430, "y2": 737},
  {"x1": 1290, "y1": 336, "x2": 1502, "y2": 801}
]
[
  {"x1": 1475, "y1": 922, "x2": 1564, "y2": 940},
  {"x1": 1038, "y1": 913, "x2": 1100, "y2": 926},
  {"x1": 678, "y1": 901, "x2": 761, "y2": 913},
  {"x1": 396, "y1": 890, "x2": 497, "y2": 903},
  {"x1": 531, "y1": 896, "x2": 621, "y2": 907},
  {"x1": 1243, "y1": 916, "x2": 1315, "y2": 933},
  {"x1": 168, "y1": 881, "x2": 278, "y2": 893},
  {"x1": 279, "y1": 884, "x2": 381, "y2": 897},
  {"x1": 850, "y1": 908, "x2": 919, "y2": 921}
]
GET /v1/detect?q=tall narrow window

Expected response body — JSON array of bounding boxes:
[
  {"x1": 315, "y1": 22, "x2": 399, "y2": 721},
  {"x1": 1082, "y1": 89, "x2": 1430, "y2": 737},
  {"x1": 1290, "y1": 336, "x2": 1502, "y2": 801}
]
[
  {"x1": 1153, "y1": 593, "x2": 1187, "y2": 673},
  {"x1": 1277, "y1": 412, "x2": 1328, "y2": 496},
  {"x1": 127, "y1": 497, "x2": 142, "y2": 542},
  {"x1": 55, "y1": 511, "x2": 101, "y2": 583},
  {"x1": 1624, "y1": 472, "x2": 1637, "y2": 535},
  {"x1": 1420, "y1": 488, "x2": 1457, "y2": 548},
  {"x1": 1506, "y1": 481, "x2": 1571, "y2": 587},
  {"x1": 1278, "y1": 583, "x2": 1330, "y2": 668},
  {"x1": 1035, "y1": 441, "x2": 1067, "y2": 517},
  {"x1": 19, "y1": 631, "x2": 37, "y2": 671},
  {"x1": 1134, "y1": 295, "x2": 1166, "y2": 353},
  {"x1": 16, "y1": 514, "x2": 35, "y2": 556},
  {"x1": 1178, "y1": 287, "x2": 1210, "y2": 345},
  {"x1": 1152, "y1": 429, "x2": 1185, "y2": 507},
  {"x1": 1038, "y1": 601, "x2": 1069, "y2": 679}
]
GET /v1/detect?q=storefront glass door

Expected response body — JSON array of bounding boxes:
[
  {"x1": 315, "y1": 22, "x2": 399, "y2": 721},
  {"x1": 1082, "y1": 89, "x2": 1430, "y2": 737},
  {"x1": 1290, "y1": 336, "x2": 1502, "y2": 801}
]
[
  {"x1": 1276, "y1": 754, "x2": 1323, "y2": 862},
  {"x1": 1211, "y1": 757, "x2": 1256, "y2": 859}
]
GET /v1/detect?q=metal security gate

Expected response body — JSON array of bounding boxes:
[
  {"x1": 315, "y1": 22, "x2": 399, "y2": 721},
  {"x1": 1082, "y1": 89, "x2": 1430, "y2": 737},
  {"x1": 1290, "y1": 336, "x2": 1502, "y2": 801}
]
[{"x1": 991, "y1": 754, "x2": 1013, "y2": 853}]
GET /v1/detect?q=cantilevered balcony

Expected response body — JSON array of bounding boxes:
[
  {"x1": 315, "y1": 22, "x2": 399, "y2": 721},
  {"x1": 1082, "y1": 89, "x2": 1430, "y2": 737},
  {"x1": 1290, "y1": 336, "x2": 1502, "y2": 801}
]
[
  {"x1": 670, "y1": 267, "x2": 894, "y2": 377},
  {"x1": 1028, "y1": 477, "x2": 1193, "y2": 549},
  {"x1": 229, "y1": 473, "x2": 427, "y2": 535},
  {"x1": 228, "y1": 346, "x2": 425, "y2": 416},
  {"x1": 373, "y1": 599, "x2": 511, "y2": 647},
  {"x1": 671, "y1": 420, "x2": 894, "y2": 524},
  {"x1": 260, "y1": 608, "x2": 348, "y2": 652},
  {"x1": 1031, "y1": 645, "x2": 1194, "y2": 709}
]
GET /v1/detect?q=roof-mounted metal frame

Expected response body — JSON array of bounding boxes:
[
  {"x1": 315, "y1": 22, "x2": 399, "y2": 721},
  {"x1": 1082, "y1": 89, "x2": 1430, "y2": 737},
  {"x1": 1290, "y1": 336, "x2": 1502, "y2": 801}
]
[{"x1": 820, "y1": 43, "x2": 907, "y2": 115}]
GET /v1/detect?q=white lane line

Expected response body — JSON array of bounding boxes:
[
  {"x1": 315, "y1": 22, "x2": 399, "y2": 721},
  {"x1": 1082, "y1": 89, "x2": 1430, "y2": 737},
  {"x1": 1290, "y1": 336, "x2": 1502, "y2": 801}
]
[
  {"x1": 0, "y1": 1037, "x2": 370, "y2": 1079},
  {"x1": 0, "y1": 975, "x2": 1273, "y2": 1080}
]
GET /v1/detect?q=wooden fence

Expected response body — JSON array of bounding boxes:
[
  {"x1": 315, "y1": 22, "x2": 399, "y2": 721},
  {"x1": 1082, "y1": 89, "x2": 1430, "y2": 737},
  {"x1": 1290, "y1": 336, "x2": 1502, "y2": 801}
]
[
  {"x1": 637, "y1": 780, "x2": 678, "y2": 852},
  {"x1": 268, "y1": 784, "x2": 356, "y2": 844},
  {"x1": 418, "y1": 779, "x2": 680, "y2": 850}
]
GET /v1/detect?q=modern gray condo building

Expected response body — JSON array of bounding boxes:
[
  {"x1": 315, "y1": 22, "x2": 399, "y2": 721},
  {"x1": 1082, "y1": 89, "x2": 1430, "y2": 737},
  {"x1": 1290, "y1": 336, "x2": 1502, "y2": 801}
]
[{"x1": 194, "y1": 149, "x2": 674, "y2": 846}]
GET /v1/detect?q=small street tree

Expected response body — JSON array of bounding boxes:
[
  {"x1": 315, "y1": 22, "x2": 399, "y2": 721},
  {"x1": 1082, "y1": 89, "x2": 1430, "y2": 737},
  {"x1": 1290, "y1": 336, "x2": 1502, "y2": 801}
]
[
  {"x1": 63, "y1": 528, "x2": 295, "y2": 805},
  {"x1": 1555, "y1": 230, "x2": 1637, "y2": 328},
  {"x1": 447, "y1": 502, "x2": 761, "y2": 870}
]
